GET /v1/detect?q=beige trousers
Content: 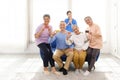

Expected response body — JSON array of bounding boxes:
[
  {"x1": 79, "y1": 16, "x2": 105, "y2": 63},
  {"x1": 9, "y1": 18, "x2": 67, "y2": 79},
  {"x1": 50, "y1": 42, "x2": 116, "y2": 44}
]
[{"x1": 53, "y1": 49, "x2": 73, "y2": 70}]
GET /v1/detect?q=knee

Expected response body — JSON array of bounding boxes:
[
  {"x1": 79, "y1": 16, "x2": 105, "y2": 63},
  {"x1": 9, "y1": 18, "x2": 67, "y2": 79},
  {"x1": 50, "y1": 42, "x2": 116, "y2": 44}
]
[
  {"x1": 69, "y1": 52, "x2": 73, "y2": 57},
  {"x1": 68, "y1": 53, "x2": 73, "y2": 60},
  {"x1": 53, "y1": 55, "x2": 58, "y2": 60},
  {"x1": 68, "y1": 54, "x2": 73, "y2": 59},
  {"x1": 80, "y1": 57, "x2": 85, "y2": 60}
]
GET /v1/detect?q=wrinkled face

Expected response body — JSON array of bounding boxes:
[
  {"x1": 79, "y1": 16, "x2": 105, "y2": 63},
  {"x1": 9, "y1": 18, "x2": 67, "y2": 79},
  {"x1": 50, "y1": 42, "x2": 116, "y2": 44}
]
[
  {"x1": 85, "y1": 18, "x2": 93, "y2": 26},
  {"x1": 72, "y1": 26, "x2": 79, "y2": 34},
  {"x1": 59, "y1": 21, "x2": 66, "y2": 31},
  {"x1": 43, "y1": 16, "x2": 50, "y2": 25}
]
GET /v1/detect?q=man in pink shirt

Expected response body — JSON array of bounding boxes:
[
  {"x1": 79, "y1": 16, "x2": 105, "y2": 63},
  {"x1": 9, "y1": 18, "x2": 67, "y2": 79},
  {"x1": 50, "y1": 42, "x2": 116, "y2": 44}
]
[{"x1": 84, "y1": 16, "x2": 103, "y2": 76}]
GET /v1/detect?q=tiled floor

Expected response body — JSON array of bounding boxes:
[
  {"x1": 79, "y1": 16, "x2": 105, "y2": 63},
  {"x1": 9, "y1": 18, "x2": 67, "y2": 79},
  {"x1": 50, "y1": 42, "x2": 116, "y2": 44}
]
[{"x1": 0, "y1": 53, "x2": 120, "y2": 80}]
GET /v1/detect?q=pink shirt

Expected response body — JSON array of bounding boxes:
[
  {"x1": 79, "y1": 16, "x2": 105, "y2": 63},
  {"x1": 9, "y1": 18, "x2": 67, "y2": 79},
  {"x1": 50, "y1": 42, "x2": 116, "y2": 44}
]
[
  {"x1": 87, "y1": 23, "x2": 103, "y2": 49},
  {"x1": 35, "y1": 24, "x2": 52, "y2": 45}
]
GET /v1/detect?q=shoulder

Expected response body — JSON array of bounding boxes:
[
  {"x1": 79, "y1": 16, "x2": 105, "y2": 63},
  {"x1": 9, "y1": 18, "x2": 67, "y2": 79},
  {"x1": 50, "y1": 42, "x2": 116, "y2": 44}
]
[
  {"x1": 72, "y1": 18, "x2": 77, "y2": 22},
  {"x1": 56, "y1": 32, "x2": 61, "y2": 36},
  {"x1": 48, "y1": 25, "x2": 52, "y2": 29},
  {"x1": 36, "y1": 24, "x2": 43, "y2": 30},
  {"x1": 48, "y1": 24, "x2": 52, "y2": 28},
  {"x1": 93, "y1": 23, "x2": 100, "y2": 30},
  {"x1": 64, "y1": 18, "x2": 69, "y2": 21},
  {"x1": 35, "y1": 24, "x2": 43, "y2": 33},
  {"x1": 38, "y1": 23, "x2": 43, "y2": 27},
  {"x1": 72, "y1": 18, "x2": 77, "y2": 24},
  {"x1": 72, "y1": 18, "x2": 76, "y2": 21},
  {"x1": 94, "y1": 23, "x2": 99, "y2": 27}
]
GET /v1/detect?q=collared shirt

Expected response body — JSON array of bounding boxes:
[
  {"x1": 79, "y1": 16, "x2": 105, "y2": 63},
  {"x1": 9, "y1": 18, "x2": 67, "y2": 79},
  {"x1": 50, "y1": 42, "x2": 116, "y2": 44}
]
[
  {"x1": 35, "y1": 23, "x2": 52, "y2": 45},
  {"x1": 87, "y1": 23, "x2": 103, "y2": 49},
  {"x1": 64, "y1": 18, "x2": 77, "y2": 32}
]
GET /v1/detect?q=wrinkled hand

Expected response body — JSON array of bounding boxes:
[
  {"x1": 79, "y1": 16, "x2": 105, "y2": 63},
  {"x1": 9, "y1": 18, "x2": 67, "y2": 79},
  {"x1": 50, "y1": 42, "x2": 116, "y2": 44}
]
[
  {"x1": 48, "y1": 27, "x2": 52, "y2": 34},
  {"x1": 50, "y1": 30, "x2": 57, "y2": 37},
  {"x1": 66, "y1": 32, "x2": 71, "y2": 40},
  {"x1": 40, "y1": 27, "x2": 45, "y2": 32},
  {"x1": 35, "y1": 27, "x2": 45, "y2": 38}
]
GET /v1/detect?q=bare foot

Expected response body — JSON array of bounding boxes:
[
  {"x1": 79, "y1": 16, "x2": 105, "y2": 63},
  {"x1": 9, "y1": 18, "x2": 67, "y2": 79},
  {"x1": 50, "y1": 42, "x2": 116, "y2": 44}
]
[
  {"x1": 51, "y1": 67, "x2": 60, "y2": 75},
  {"x1": 43, "y1": 67, "x2": 50, "y2": 75}
]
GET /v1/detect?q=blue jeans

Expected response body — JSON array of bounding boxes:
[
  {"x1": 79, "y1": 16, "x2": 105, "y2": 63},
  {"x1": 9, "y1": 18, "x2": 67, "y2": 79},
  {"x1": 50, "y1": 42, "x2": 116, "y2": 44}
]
[{"x1": 40, "y1": 49, "x2": 44, "y2": 60}]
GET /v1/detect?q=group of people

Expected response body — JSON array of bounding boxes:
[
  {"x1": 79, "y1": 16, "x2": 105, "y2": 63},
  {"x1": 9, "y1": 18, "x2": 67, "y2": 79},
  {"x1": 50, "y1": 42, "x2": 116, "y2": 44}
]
[{"x1": 34, "y1": 10, "x2": 103, "y2": 76}]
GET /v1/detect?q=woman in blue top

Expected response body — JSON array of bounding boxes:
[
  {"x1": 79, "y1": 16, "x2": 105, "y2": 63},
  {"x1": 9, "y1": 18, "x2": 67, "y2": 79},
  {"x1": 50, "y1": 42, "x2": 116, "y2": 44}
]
[{"x1": 64, "y1": 10, "x2": 77, "y2": 32}]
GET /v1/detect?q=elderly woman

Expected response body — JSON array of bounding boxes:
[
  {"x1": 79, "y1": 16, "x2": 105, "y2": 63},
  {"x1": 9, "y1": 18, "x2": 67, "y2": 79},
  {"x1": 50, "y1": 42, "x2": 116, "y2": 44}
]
[
  {"x1": 34, "y1": 14, "x2": 59, "y2": 75},
  {"x1": 66, "y1": 25, "x2": 89, "y2": 74}
]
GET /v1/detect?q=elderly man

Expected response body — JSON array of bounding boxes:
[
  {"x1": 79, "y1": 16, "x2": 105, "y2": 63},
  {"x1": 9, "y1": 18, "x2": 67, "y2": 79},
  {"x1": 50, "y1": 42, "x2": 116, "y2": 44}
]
[
  {"x1": 84, "y1": 16, "x2": 103, "y2": 76},
  {"x1": 49, "y1": 21, "x2": 73, "y2": 75}
]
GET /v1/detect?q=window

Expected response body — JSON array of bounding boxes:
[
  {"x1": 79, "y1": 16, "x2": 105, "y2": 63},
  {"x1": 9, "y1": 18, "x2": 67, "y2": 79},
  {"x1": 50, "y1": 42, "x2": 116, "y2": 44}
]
[
  {"x1": 31, "y1": 0, "x2": 68, "y2": 42},
  {"x1": 31, "y1": 0, "x2": 106, "y2": 42},
  {"x1": 72, "y1": 0, "x2": 106, "y2": 42}
]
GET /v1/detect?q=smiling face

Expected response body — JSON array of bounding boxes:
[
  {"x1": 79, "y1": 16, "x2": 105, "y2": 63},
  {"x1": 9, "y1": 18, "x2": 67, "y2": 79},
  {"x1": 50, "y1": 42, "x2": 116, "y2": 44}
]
[
  {"x1": 67, "y1": 11, "x2": 72, "y2": 19},
  {"x1": 43, "y1": 14, "x2": 50, "y2": 26},
  {"x1": 59, "y1": 21, "x2": 66, "y2": 31},
  {"x1": 84, "y1": 16, "x2": 93, "y2": 26},
  {"x1": 72, "y1": 25, "x2": 80, "y2": 34},
  {"x1": 67, "y1": 12, "x2": 72, "y2": 19},
  {"x1": 43, "y1": 16, "x2": 50, "y2": 26}
]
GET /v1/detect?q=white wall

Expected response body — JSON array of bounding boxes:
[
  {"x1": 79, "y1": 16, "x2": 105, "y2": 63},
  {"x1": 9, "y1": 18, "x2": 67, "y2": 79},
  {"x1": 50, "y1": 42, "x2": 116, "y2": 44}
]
[
  {"x1": 0, "y1": 0, "x2": 118, "y2": 54},
  {"x1": 30, "y1": 0, "x2": 68, "y2": 42},
  {"x1": 109, "y1": 0, "x2": 120, "y2": 57},
  {"x1": 30, "y1": 0, "x2": 111, "y2": 54},
  {"x1": 71, "y1": 0, "x2": 110, "y2": 54},
  {"x1": 0, "y1": 0, "x2": 28, "y2": 54},
  {"x1": 100, "y1": 0, "x2": 111, "y2": 54}
]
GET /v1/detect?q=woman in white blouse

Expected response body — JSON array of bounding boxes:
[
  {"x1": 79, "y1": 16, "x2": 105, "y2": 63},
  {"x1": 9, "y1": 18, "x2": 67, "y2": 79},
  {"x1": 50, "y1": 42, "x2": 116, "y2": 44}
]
[{"x1": 66, "y1": 25, "x2": 89, "y2": 74}]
